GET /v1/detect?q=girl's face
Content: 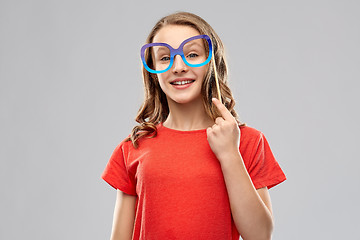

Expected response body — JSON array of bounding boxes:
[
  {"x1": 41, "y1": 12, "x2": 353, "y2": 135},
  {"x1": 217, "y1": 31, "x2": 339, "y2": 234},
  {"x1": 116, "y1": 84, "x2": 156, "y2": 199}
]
[{"x1": 152, "y1": 25, "x2": 209, "y2": 105}]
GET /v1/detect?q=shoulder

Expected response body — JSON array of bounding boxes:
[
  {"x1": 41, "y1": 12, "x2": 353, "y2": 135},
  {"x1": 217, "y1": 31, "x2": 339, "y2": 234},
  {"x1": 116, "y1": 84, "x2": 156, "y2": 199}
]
[
  {"x1": 239, "y1": 124, "x2": 263, "y2": 141},
  {"x1": 238, "y1": 124, "x2": 267, "y2": 155},
  {"x1": 112, "y1": 133, "x2": 132, "y2": 153}
]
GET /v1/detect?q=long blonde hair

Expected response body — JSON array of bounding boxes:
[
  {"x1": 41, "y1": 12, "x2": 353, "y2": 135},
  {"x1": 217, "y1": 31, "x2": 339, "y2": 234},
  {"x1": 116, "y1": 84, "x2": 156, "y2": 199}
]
[{"x1": 125, "y1": 11, "x2": 246, "y2": 148}]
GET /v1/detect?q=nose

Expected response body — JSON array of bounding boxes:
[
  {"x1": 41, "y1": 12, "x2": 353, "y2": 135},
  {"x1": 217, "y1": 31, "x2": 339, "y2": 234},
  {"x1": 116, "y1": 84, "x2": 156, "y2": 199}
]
[{"x1": 172, "y1": 55, "x2": 188, "y2": 73}]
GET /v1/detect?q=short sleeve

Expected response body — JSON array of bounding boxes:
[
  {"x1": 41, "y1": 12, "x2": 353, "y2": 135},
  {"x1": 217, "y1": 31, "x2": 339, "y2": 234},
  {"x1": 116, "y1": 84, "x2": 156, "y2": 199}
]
[
  {"x1": 101, "y1": 140, "x2": 137, "y2": 196},
  {"x1": 248, "y1": 132, "x2": 287, "y2": 190}
]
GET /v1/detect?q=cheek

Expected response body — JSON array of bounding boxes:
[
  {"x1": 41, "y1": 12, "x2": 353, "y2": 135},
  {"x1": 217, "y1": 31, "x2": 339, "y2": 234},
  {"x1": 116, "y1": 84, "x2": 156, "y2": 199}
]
[
  {"x1": 157, "y1": 73, "x2": 166, "y2": 83},
  {"x1": 195, "y1": 66, "x2": 208, "y2": 79},
  {"x1": 157, "y1": 73, "x2": 170, "y2": 88}
]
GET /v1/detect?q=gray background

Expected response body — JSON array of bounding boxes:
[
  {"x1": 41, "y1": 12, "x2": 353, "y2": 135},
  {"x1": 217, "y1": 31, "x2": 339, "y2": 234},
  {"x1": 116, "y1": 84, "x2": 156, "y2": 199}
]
[{"x1": 1, "y1": 0, "x2": 359, "y2": 239}]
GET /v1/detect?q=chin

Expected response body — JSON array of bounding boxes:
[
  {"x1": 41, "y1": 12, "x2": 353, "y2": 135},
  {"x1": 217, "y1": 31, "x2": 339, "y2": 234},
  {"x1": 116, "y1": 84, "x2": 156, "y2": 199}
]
[{"x1": 171, "y1": 95, "x2": 202, "y2": 105}]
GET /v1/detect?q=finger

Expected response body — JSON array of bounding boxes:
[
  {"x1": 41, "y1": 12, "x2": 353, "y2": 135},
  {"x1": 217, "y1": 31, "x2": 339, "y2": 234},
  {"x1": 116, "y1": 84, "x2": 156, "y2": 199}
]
[
  {"x1": 215, "y1": 117, "x2": 225, "y2": 125},
  {"x1": 212, "y1": 98, "x2": 234, "y2": 122}
]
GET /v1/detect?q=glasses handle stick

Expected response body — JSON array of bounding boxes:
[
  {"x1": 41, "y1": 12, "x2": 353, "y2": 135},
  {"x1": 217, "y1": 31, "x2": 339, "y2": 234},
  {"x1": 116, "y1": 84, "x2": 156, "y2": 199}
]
[{"x1": 211, "y1": 54, "x2": 222, "y2": 104}]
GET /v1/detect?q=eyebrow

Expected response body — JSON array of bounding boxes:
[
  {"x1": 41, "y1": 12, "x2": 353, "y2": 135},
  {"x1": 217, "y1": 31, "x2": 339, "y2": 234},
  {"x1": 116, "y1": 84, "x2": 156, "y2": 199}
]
[
  {"x1": 184, "y1": 41, "x2": 202, "y2": 47},
  {"x1": 154, "y1": 46, "x2": 169, "y2": 55},
  {"x1": 183, "y1": 41, "x2": 205, "y2": 51},
  {"x1": 152, "y1": 39, "x2": 204, "y2": 55}
]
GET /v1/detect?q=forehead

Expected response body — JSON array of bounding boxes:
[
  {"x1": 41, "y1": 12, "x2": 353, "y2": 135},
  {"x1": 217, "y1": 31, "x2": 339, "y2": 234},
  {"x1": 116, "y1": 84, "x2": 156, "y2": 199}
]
[{"x1": 152, "y1": 25, "x2": 201, "y2": 49}]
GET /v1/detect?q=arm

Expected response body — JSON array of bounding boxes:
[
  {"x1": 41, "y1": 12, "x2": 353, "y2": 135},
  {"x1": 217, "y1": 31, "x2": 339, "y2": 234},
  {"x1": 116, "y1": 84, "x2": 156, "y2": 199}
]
[
  {"x1": 220, "y1": 153, "x2": 274, "y2": 240},
  {"x1": 110, "y1": 190, "x2": 137, "y2": 240},
  {"x1": 207, "y1": 98, "x2": 275, "y2": 239}
]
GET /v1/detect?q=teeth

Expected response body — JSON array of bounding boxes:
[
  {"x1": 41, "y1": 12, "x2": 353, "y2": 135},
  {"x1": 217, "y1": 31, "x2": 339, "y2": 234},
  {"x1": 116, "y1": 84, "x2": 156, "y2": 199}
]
[{"x1": 172, "y1": 80, "x2": 194, "y2": 85}]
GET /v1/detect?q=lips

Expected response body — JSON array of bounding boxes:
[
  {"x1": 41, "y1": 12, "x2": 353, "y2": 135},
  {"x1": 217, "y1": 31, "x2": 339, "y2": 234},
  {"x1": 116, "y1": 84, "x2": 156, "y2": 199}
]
[{"x1": 170, "y1": 78, "x2": 195, "y2": 85}]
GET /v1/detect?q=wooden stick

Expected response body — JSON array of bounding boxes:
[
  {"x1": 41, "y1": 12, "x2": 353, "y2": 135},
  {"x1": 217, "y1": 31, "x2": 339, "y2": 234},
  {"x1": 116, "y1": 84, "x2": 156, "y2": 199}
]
[{"x1": 212, "y1": 54, "x2": 222, "y2": 104}]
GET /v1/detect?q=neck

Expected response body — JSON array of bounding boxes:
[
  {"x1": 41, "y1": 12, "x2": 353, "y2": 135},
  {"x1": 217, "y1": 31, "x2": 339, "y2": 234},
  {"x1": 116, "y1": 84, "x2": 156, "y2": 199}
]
[{"x1": 163, "y1": 96, "x2": 215, "y2": 131}]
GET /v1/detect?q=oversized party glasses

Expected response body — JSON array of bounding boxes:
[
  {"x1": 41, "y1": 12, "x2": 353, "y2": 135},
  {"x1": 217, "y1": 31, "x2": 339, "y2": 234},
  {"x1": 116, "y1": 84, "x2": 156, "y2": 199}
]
[{"x1": 140, "y1": 35, "x2": 213, "y2": 74}]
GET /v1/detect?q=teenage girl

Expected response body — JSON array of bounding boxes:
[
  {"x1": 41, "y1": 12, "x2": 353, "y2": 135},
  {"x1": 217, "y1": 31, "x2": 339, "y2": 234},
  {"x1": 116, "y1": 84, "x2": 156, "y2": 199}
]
[{"x1": 101, "y1": 11, "x2": 286, "y2": 240}]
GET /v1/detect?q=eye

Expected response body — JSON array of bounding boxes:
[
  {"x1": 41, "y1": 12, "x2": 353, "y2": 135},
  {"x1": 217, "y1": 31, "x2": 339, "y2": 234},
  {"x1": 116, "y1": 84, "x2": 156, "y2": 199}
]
[
  {"x1": 187, "y1": 53, "x2": 199, "y2": 58},
  {"x1": 160, "y1": 56, "x2": 170, "y2": 61}
]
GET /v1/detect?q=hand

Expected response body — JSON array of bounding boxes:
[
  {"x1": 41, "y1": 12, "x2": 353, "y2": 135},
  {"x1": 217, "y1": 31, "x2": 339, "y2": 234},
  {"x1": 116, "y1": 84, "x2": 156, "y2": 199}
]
[{"x1": 206, "y1": 98, "x2": 241, "y2": 164}]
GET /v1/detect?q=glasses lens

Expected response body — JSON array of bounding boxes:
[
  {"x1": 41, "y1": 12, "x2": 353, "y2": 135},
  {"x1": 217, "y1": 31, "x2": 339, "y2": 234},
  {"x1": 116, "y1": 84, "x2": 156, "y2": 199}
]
[
  {"x1": 183, "y1": 37, "x2": 210, "y2": 66},
  {"x1": 144, "y1": 45, "x2": 171, "y2": 72}
]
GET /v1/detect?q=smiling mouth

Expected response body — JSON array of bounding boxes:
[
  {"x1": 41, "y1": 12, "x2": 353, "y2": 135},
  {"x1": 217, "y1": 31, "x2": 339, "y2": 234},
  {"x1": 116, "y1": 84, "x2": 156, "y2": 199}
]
[{"x1": 170, "y1": 80, "x2": 195, "y2": 85}]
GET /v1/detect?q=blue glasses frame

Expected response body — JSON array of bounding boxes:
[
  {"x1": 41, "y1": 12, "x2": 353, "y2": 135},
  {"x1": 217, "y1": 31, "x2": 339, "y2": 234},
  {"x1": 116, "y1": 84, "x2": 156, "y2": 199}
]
[{"x1": 140, "y1": 34, "x2": 213, "y2": 74}]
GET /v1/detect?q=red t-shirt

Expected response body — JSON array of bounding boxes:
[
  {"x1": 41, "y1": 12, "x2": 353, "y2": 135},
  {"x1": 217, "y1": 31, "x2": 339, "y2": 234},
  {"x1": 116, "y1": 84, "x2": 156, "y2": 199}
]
[{"x1": 101, "y1": 122, "x2": 286, "y2": 240}]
